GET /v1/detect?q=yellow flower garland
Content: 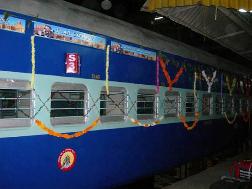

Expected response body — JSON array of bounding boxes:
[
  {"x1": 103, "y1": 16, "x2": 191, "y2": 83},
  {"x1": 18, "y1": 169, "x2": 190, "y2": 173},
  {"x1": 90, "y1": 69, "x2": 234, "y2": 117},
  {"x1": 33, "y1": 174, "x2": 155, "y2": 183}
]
[
  {"x1": 226, "y1": 76, "x2": 236, "y2": 96},
  {"x1": 105, "y1": 45, "x2": 110, "y2": 95},
  {"x1": 31, "y1": 36, "x2": 35, "y2": 89},
  {"x1": 224, "y1": 112, "x2": 237, "y2": 125},
  {"x1": 35, "y1": 118, "x2": 100, "y2": 139}
]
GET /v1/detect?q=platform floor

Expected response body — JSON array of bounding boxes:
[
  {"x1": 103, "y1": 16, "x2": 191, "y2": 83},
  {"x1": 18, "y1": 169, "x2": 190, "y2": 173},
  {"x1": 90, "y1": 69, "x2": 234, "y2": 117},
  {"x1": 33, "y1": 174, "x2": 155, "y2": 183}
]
[{"x1": 162, "y1": 152, "x2": 252, "y2": 189}]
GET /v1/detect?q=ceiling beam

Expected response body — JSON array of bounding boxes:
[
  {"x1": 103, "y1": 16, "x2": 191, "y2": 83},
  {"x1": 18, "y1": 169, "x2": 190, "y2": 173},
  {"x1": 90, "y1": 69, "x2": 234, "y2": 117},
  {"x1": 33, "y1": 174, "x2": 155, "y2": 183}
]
[{"x1": 215, "y1": 30, "x2": 245, "y2": 40}]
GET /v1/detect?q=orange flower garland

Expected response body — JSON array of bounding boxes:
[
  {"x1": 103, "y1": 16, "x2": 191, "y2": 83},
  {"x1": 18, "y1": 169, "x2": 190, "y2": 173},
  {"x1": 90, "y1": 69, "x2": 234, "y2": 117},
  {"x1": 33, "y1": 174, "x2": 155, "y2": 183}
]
[
  {"x1": 35, "y1": 118, "x2": 100, "y2": 139},
  {"x1": 179, "y1": 112, "x2": 200, "y2": 131},
  {"x1": 159, "y1": 58, "x2": 184, "y2": 92}
]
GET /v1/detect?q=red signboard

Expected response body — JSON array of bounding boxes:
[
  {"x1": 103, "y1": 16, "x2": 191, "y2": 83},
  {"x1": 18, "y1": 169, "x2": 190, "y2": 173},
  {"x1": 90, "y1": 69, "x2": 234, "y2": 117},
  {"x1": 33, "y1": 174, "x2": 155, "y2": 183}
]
[{"x1": 65, "y1": 53, "x2": 80, "y2": 74}]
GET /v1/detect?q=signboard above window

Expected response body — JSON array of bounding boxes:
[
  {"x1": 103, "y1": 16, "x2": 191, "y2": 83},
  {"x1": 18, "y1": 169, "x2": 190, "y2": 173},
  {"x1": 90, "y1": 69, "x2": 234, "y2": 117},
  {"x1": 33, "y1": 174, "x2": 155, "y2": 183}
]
[
  {"x1": 0, "y1": 14, "x2": 26, "y2": 34},
  {"x1": 33, "y1": 21, "x2": 106, "y2": 50},
  {"x1": 111, "y1": 41, "x2": 156, "y2": 61}
]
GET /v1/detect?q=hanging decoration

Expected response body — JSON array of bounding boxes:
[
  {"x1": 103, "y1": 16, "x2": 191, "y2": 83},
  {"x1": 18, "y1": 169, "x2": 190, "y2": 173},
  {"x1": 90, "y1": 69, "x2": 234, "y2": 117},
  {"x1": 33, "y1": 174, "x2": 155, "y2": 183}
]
[
  {"x1": 156, "y1": 56, "x2": 160, "y2": 93},
  {"x1": 224, "y1": 112, "x2": 237, "y2": 125},
  {"x1": 202, "y1": 70, "x2": 217, "y2": 93},
  {"x1": 179, "y1": 72, "x2": 200, "y2": 131},
  {"x1": 129, "y1": 116, "x2": 164, "y2": 127},
  {"x1": 179, "y1": 112, "x2": 200, "y2": 131},
  {"x1": 245, "y1": 79, "x2": 251, "y2": 97},
  {"x1": 31, "y1": 36, "x2": 36, "y2": 90},
  {"x1": 159, "y1": 58, "x2": 184, "y2": 92},
  {"x1": 220, "y1": 73, "x2": 223, "y2": 99},
  {"x1": 226, "y1": 76, "x2": 237, "y2": 96},
  {"x1": 105, "y1": 45, "x2": 110, "y2": 95},
  {"x1": 35, "y1": 118, "x2": 100, "y2": 139},
  {"x1": 239, "y1": 80, "x2": 245, "y2": 94}
]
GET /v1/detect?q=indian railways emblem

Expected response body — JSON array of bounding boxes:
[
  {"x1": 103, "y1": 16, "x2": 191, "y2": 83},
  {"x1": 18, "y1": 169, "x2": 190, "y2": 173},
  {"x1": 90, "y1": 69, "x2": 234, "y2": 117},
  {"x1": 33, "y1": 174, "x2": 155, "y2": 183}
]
[{"x1": 57, "y1": 148, "x2": 77, "y2": 172}]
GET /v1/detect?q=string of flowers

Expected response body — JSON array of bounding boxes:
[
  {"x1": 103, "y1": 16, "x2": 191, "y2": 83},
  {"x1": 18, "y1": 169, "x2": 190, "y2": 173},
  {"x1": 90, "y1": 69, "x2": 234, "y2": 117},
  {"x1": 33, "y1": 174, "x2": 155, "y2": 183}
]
[
  {"x1": 226, "y1": 76, "x2": 236, "y2": 96},
  {"x1": 35, "y1": 118, "x2": 100, "y2": 139},
  {"x1": 179, "y1": 112, "x2": 200, "y2": 131},
  {"x1": 240, "y1": 80, "x2": 245, "y2": 94},
  {"x1": 105, "y1": 45, "x2": 110, "y2": 95},
  {"x1": 202, "y1": 70, "x2": 217, "y2": 93},
  {"x1": 31, "y1": 35, "x2": 35, "y2": 89},
  {"x1": 179, "y1": 72, "x2": 200, "y2": 131},
  {"x1": 128, "y1": 116, "x2": 164, "y2": 127},
  {"x1": 221, "y1": 73, "x2": 223, "y2": 99},
  {"x1": 156, "y1": 56, "x2": 160, "y2": 93},
  {"x1": 159, "y1": 58, "x2": 184, "y2": 92},
  {"x1": 224, "y1": 112, "x2": 237, "y2": 125}
]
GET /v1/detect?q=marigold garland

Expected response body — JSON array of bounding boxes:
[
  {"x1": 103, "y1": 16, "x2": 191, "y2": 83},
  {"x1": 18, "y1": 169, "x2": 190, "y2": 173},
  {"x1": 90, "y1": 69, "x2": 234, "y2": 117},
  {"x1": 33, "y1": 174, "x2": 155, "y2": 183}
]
[
  {"x1": 159, "y1": 58, "x2": 184, "y2": 92},
  {"x1": 156, "y1": 56, "x2": 160, "y2": 93},
  {"x1": 105, "y1": 45, "x2": 110, "y2": 95},
  {"x1": 224, "y1": 112, "x2": 237, "y2": 125},
  {"x1": 179, "y1": 112, "x2": 200, "y2": 131},
  {"x1": 35, "y1": 118, "x2": 100, "y2": 139},
  {"x1": 129, "y1": 116, "x2": 164, "y2": 127},
  {"x1": 202, "y1": 70, "x2": 217, "y2": 93},
  {"x1": 226, "y1": 76, "x2": 236, "y2": 96},
  {"x1": 31, "y1": 35, "x2": 35, "y2": 89}
]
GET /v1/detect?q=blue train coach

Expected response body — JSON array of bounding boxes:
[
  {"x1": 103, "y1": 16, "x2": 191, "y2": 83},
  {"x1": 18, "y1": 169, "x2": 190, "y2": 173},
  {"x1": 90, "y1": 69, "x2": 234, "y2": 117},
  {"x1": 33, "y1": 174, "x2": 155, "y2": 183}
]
[{"x1": 0, "y1": 0, "x2": 251, "y2": 188}]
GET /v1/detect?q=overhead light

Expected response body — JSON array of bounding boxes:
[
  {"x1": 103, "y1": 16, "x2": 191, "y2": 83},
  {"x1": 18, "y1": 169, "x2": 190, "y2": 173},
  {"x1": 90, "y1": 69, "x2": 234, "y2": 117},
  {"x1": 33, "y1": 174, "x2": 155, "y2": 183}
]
[
  {"x1": 238, "y1": 9, "x2": 247, "y2": 13},
  {"x1": 250, "y1": 10, "x2": 252, "y2": 13},
  {"x1": 154, "y1": 16, "x2": 164, "y2": 21},
  {"x1": 101, "y1": 0, "x2": 112, "y2": 10}
]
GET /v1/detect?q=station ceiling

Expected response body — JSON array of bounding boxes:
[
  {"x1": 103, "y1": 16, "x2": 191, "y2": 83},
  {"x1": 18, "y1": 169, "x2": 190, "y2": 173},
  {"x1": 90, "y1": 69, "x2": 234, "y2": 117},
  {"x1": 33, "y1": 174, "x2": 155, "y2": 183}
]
[{"x1": 65, "y1": 0, "x2": 252, "y2": 70}]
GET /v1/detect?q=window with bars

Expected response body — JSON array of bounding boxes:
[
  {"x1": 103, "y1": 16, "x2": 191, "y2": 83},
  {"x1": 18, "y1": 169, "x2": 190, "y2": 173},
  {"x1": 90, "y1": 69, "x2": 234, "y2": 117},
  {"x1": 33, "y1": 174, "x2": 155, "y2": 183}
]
[
  {"x1": 185, "y1": 93, "x2": 196, "y2": 116},
  {"x1": 100, "y1": 87, "x2": 127, "y2": 122},
  {"x1": 164, "y1": 91, "x2": 180, "y2": 117},
  {"x1": 233, "y1": 97, "x2": 240, "y2": 113},
  {"x1": 50, "y1": 83, "x2": 86, "y2": 125},
  {"x1": 0, "y1": 79, "x2": 32, "y2": 128},
  {"x1": 215, "y1": 95, "x2": 223, "y2": 115},
  {"x1": 241, "y1": 98, "x2": 248, "y2": 113},
  {"x1": 202, "y1": 94, "x2": 211, "y2": 116},
  {"x1": 137, "y1": 89, "x2": 157, "y2": 120}
]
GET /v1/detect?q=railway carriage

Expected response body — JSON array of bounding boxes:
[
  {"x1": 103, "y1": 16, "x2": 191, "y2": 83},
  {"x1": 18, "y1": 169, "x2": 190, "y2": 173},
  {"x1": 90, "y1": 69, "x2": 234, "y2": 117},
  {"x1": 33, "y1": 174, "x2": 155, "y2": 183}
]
[{"x1": 0, "y1": 0, "x2": 251, "y2": 189}]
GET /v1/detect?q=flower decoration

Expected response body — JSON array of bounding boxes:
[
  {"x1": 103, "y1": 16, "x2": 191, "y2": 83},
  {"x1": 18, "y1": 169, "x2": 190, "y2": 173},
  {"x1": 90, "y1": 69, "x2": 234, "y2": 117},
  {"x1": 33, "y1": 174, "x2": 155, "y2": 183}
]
[
  {"x1": 224, "y1": 112, "x2": 237, "y2": 125},
  {"x1": 179, "y1": 112, "x2": 200, "y2": 131},
  {"x1": 159, "y1": 58, "x2": 184, "y2": 92},
  {"x1": 35, "y1": 118, "x2": 100, "y2": 139},
  {"x1": 202, "y1": 70, "x2": 217, "y2": 93},
  {"x1": 105, "y1": 45, "x2": 110, "y2": 95},
  {"x1": 129, "y1": 116, "x2": 164, "y2": 127},
  {"x1": 226, "y1": 76, "x2": 237, "y2": 96}
]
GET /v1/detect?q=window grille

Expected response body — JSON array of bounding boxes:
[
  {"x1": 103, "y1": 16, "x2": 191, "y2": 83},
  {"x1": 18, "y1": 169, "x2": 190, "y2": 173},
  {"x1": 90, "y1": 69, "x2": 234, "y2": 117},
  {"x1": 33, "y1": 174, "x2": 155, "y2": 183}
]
[
  {"x1": 241, "y1": 98, "x2": 248, "y2": 113},
  {"x1": 215, "y1": 95, "x2": 223, "y2": 115},
  {"x1": 224, "y1": 96, "x2": 233, "y2": 114},
  {"x1": 0, "y1": 79, "x2": 32, "y2": 128},
  {"x1": 50, "y1": 83, "x2": 87, "y2": 125},
  {"x1": 164, "y1": 91, "x2": 180, "y2": 117},
  {"x1": 137, "y1": 89, "x2": 157, "y2": 120},
  {"x1": 100, "y1": 87, "x2": 127, "y2": 122},
  {"x1": 185, "y1": 93, "x2": 196, "y2": 116},
  {"x1": 202, "y1": 94, "x2": 211, "y2": 116},
  {"x1": 233, "y1": 97, "x2": 240, "y2": 113}
]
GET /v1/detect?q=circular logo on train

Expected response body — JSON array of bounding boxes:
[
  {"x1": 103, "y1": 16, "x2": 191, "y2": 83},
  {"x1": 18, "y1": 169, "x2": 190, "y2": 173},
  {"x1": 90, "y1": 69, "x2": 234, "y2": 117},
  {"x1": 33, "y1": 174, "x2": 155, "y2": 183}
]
[{"x1": 57, "y1": 148, "x2": 76, "y2": 172}]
